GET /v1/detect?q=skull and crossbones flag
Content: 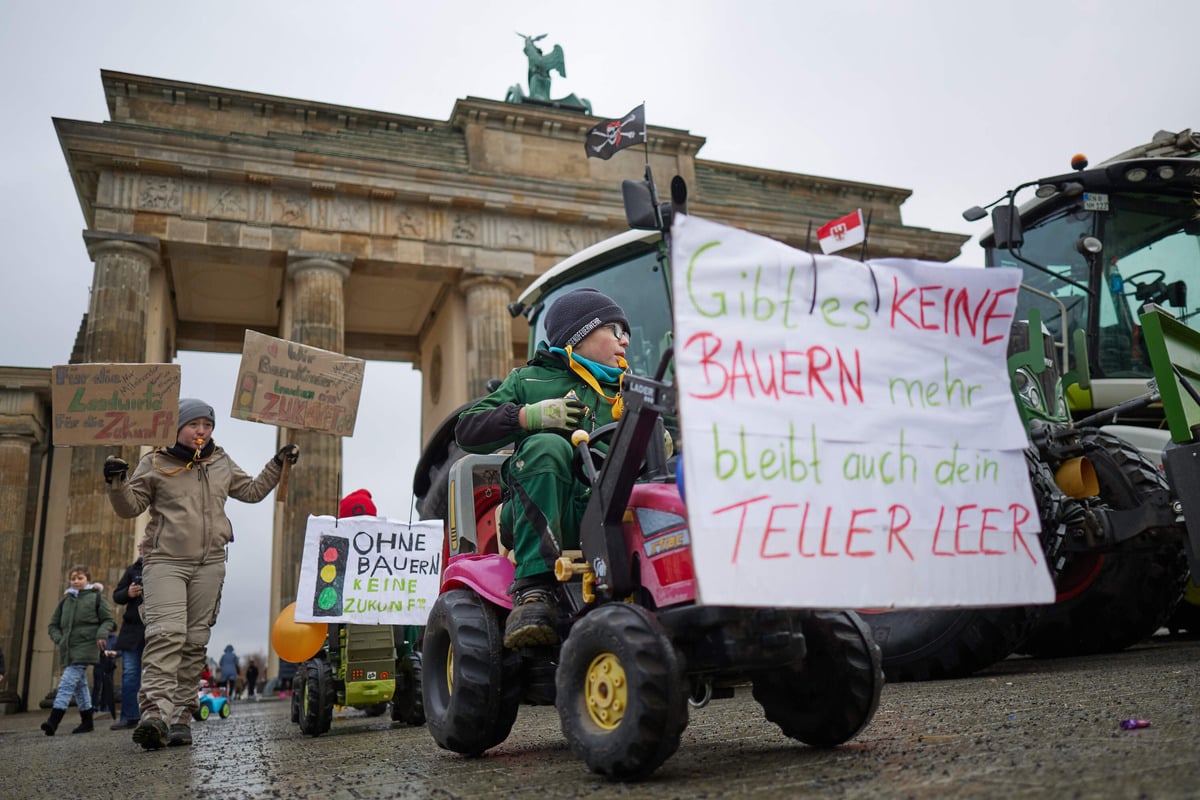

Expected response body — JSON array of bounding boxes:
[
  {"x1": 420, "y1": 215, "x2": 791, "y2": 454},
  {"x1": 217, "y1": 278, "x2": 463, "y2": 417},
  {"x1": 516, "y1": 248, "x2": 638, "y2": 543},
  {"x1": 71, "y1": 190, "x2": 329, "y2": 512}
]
[{"x1": 584, "y1": 103, "x2": 646, "y2": 160}]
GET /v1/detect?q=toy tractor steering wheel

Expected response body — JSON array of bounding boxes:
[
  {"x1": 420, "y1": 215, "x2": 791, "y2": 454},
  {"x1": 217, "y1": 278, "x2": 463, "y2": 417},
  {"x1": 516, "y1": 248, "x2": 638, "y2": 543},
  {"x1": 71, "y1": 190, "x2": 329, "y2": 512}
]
[{"x1": 572, "y1": 422, "x2": 620, "y2": 485}]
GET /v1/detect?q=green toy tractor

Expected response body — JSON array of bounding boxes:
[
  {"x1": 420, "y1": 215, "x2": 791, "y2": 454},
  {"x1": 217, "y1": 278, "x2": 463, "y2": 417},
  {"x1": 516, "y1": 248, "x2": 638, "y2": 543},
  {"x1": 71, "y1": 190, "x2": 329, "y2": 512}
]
[{"x1": 290, "y1": 623, "x2": 424, "y2": 736}]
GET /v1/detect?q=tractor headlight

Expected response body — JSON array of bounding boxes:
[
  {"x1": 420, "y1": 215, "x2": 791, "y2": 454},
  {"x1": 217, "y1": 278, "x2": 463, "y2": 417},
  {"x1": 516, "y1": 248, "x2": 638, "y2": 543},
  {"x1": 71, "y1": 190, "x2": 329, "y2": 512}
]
[{"x1": 1013, "y1": 368, "x2": 1045, "y2": 412}]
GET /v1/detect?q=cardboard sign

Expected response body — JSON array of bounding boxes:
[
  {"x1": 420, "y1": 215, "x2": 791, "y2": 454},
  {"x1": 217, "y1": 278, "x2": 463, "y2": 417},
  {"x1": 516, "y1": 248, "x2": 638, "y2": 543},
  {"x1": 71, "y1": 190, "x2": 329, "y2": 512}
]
[
  {"x1": 50, "y1": 363, "x2": 181, "y2": 446},
  {"x1": 231, "y1": 330, "x2": 365, "y2": 436},
  {"x1": 671, "y1": 214, "x2": 1054, "y2": 609},
  {"x1": 294, "y1": 515, "x2": 443, "y2": 624}
]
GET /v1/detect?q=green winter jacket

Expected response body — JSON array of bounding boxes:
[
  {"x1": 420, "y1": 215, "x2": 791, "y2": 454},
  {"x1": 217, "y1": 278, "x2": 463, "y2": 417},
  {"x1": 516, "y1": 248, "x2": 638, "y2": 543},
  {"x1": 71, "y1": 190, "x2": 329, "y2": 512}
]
[
  {"x1": 48, "y1": 588, "x2": 114, "y2": 665},
  {"x1": 456, "y1": 348, "x2": 622, "y2": 454},
  {"x1": 108, "y1": 445, "x2": 282, "y2": 566}
]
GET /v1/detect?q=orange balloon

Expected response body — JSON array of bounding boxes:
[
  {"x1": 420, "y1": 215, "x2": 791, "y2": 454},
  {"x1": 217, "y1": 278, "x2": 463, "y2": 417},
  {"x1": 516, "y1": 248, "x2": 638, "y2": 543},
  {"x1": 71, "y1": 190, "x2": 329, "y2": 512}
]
[{"x1": 271, "y1": 601, "x2": 327, "y2": 663}]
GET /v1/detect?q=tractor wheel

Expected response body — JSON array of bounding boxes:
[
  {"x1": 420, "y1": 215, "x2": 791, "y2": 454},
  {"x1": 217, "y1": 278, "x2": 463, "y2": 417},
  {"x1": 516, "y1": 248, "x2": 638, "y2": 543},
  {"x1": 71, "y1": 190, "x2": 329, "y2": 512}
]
[
  {"x1": 556, "y1": 603, "x2": 688, "y2": 781},
  {"x1": 299, "y1": 659, "x2": 335, "y2": 737},
  {"x1": 219, "y1": 702, "x2": 231, "y2": 719},
  {"x1": 391, "y1": 650, "x2": 425, "y2": 726},
  {"x1": 289, "y1": 682, "x2": 300, "y2": 723},
  {"x1": 197, "y1": 704, "x2": 210, "y2": 721},
  {"x1": 1020, "y1": 430, "x2": 1188, "y2": 656},
  {"x1": 422, "y1": 589, "x2": 520, "y2": 755},
  {"x1": 752, "y1": 610, "x2": 883, "y2": 747},
  {"x1": 864, "y1": 606, "x2": 1032, "y2": 682},
  {"x1": 294, "y1": 666, "x2": 310, "y2": 733}
]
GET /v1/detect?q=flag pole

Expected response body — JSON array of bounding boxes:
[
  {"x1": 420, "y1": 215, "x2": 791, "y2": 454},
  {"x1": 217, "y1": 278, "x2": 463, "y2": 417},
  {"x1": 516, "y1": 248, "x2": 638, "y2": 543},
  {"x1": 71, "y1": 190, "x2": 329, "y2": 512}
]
[
  {"x1": 860, "y1": 209, "x2": 873, "y2": 261},
  {"x1": 804, "y1": 220, "x2": 813, "y2": 252},
  {"x1": 641, "y1": 100, "x2": 649, "y2": 169}
]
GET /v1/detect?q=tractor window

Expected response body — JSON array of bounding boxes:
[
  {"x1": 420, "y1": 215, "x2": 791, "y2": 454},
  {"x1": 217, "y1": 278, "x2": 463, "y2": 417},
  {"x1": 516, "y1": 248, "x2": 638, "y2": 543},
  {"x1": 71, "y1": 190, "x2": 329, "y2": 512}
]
[
  {"x1": 988, "y1": 206, "x2": 1093, "y2": 371},
  {"x1": 1094, "y1": 193, "x2": 1200, "y2": 377},
  {"x1": 534, "y1": 247, "x2": 673, "y2": 380}
]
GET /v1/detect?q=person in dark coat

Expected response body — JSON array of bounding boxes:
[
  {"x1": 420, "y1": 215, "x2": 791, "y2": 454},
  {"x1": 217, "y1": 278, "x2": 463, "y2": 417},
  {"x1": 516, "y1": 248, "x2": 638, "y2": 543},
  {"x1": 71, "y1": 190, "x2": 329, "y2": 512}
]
[
  {"x1": 218, "y1": 645, "x2": 239, "y2": 698},
  {"x1": 92, "y1": 631, "x2": 119, "y2": 719},
  {"x1": 109, "y1": 543, "x2": 146, "y2": 730},
  {"x1": 244, "y1": 659, "x2": 259, "y2": 701}
]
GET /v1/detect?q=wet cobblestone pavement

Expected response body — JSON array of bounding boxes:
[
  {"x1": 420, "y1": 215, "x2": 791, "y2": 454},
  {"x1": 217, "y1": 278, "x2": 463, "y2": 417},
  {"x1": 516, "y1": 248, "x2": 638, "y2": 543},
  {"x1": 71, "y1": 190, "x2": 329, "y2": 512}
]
[{"x1": 2, "y1": 636, "x2": 1197, "y2": 799}]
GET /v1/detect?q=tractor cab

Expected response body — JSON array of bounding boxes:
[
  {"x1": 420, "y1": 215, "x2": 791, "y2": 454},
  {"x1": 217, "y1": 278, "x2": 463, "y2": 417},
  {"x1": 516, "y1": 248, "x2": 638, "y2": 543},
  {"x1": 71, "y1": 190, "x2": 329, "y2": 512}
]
[{"x1": 967, "y1": 129, "x2": 1200, "y2": 421}]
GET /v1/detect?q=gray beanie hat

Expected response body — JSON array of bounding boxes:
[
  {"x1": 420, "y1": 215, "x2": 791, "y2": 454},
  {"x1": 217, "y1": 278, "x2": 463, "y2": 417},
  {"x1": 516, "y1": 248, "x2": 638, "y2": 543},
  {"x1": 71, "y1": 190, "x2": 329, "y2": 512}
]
[
  {"x1": 545, "y1": 288, "x2": 629, "y2": 348},
  {"x1": 177, "y1": 398, "x2": 216, "y2": 432}
]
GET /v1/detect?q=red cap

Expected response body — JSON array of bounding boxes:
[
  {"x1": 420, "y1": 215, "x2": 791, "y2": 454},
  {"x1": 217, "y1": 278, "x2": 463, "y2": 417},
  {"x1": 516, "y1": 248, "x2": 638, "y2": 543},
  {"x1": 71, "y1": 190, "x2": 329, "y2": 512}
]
[{"x1": 338, "y1": 488, "x2": 376, "y2": 518}]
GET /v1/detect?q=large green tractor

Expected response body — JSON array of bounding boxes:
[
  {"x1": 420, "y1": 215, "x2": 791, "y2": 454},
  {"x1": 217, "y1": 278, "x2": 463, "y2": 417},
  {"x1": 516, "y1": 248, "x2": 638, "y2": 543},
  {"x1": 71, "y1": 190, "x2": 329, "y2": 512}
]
[{"x1": 868, "y1": 129, "x2": 1200, "y2": 679}]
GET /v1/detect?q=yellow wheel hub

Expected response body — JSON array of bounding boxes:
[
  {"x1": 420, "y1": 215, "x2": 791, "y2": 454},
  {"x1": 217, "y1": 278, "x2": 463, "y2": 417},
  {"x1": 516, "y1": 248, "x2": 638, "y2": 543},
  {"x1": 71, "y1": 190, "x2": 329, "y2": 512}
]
[
  {"x1": 446, "y1": 643, "x2": 455, "y2": 695},
  {"x1": 584, "y1": 652, "x2": 628, "y2": 730}
]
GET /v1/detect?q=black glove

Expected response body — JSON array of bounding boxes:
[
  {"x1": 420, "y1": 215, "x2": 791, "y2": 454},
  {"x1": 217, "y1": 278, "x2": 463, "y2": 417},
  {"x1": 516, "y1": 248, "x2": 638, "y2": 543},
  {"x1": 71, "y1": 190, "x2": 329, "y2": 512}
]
[
  {"x1": 274, "y1": 444, "x2": 300, "y2": 466},
  {"x1": 103, "y1": 456, "x2": 128, "y2": 484}
]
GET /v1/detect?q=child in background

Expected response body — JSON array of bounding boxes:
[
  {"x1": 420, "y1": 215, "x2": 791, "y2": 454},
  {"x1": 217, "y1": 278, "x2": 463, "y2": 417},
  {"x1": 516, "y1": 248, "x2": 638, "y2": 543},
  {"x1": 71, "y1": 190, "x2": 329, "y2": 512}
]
[{"x1": 41, "y1": 565, "x2": 114, "y2": 736}]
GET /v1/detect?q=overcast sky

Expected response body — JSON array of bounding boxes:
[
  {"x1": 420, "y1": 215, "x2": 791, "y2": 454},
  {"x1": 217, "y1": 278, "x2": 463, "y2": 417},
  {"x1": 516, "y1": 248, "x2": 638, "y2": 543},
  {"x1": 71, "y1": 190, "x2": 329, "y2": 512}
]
[{"x1": 3, "y1": 0, "x2": 1197, "y2": 668}]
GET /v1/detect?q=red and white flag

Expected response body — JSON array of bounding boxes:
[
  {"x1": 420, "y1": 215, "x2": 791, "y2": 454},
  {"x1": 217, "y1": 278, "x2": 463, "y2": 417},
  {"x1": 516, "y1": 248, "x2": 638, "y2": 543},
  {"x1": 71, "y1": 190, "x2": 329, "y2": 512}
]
[{"x1": 816, "y1": 208, "x2": 865, "y2": 254}]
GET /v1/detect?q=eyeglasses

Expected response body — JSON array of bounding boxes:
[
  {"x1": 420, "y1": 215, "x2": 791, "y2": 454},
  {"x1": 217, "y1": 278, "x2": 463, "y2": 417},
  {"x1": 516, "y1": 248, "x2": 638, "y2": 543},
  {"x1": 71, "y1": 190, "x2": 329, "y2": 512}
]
[{"x1": 604, "y1": 323, "x2": 630, "y2": 341}]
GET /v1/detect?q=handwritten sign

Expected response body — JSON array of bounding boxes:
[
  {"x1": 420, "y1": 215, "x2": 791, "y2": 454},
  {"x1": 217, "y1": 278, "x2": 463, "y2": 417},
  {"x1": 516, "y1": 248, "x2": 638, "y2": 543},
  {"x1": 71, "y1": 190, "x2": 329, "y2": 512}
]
[
  {"x1": 231, "y1": 330, "x2": 365, "y2": 436},
  {"x1": 294, "y1": 515, "x2": 443, "y2": 624},
  {"x1": 50, "y1": 363, "x2": 181, "y2": 446},
  {"x1": 672, "y1": 214, "x2": 1054, "y2": 609}
]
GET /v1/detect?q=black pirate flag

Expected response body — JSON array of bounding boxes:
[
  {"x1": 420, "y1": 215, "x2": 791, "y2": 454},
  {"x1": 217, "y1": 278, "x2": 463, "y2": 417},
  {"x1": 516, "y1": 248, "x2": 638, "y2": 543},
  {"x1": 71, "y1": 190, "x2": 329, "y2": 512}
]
[{"x1": 584, "y1": 103, "x2": 646, "y2": 160}]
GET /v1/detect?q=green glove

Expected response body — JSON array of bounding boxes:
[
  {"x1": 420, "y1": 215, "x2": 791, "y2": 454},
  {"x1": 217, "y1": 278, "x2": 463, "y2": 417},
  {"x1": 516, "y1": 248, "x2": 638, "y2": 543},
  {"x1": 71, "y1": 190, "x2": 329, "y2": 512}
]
[{"x1": 524, "y1": 397, "x2": 586, "y2": 431}]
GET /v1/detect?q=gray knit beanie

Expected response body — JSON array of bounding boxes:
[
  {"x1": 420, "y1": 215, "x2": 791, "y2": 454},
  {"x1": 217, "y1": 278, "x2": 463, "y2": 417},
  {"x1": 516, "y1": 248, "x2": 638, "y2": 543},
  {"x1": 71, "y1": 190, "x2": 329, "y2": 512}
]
[
  {"x1": 177, "y1": 398, "x2": 216, "y2": 432},
  {"x1": 544, "y1": 288, "x2": 629, "y2": 348}
]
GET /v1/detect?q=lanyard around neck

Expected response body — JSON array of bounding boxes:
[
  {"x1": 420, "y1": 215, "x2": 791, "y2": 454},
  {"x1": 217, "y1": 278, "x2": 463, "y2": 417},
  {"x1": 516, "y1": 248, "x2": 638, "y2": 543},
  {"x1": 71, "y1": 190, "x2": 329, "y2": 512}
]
[{"x1": 564, "y1": 346, "x2": 627, "y2": 419}]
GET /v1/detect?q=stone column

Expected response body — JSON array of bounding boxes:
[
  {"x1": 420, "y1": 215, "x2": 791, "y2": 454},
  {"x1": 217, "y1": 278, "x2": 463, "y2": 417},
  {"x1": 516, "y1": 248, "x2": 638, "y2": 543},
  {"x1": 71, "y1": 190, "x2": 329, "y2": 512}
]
[
  {"x1": 63, "y1": 232, "x2": 160, "y2": 591},
  {"x1": 461, "y1": 275, "x2": 517, "y2": 398},
  {"x1": 274, "y1": 251, "x2": 351, "y2": 614},
  {"x1": 0, "y1": 384, "x2": 49, "y2": 712}
]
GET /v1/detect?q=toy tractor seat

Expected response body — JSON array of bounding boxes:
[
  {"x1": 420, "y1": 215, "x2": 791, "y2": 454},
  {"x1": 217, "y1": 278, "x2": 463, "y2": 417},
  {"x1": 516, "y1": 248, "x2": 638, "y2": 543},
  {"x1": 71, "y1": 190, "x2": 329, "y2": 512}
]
[{"x1": 447, "y1": 453, "x2": 511, "y2": 559}]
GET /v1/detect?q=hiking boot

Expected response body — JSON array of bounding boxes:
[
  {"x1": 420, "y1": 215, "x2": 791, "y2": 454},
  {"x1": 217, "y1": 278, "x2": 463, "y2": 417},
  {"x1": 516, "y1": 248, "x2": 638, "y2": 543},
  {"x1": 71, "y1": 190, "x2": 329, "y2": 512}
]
[
  {"x1": 503, "y1": 583, "x2": 560, "y2": 648},
  {"x1": 132, "y1": 717, "x2": 169, "y2": 750},
  {"x1": 70, "y1": 709, "x2": 95, "y2": 734},
  {"x1": 167, "y1": 723, "x2": 192, "y2": 747}
]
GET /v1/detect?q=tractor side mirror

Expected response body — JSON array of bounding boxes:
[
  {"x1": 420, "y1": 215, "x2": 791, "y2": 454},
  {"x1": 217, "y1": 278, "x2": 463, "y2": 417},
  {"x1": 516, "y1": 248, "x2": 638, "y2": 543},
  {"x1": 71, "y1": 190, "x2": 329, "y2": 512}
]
[
  {"x1": 1168, "y1": 280, "x2": 1188, "y2": 308},
  {"x1": 623, "y1": 179, "x2": 658, "y2": 230},
  {"x1": 991, "y1": 205, "x2": 1024, "y2": 250},
  {"x1": 622, "y1": 179, "x2": 672, "y2": 232}
]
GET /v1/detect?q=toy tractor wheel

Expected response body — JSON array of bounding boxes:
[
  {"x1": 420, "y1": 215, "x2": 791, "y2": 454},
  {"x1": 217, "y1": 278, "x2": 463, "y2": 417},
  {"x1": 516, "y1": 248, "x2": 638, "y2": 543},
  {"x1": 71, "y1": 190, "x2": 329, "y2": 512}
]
[
  {"x1": 289, "y1": 682, "x2": 301, "y2": 723},
  {"x1": 219, "y1": 702, "x2": 231, "y2": 719},
  {"x1": 556, "y1": 603, "x2": 688, "y2": 780},
  {"x1": 1020, "y1": 430, "x2": 1189, "y2": 656},
  {"x1": 391, "y1": 650, "x2": 425, "y2": 726},
  {"x1": 196, "y1": 705, "x2": 209, "y2": 721},
  {"x1": 752, "y1": 610, "x2": 883, "y2": 748},
  {"x1": 422, "y1": 589, "x2": 520, "y2": 754},
  {"x1": 298, "y1": 658, "x2": 335, "y2": 737}
]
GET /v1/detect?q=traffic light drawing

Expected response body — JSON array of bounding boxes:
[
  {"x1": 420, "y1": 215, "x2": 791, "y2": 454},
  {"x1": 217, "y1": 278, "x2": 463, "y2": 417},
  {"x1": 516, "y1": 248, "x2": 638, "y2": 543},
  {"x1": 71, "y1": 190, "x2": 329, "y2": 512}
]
[{"x1": 313, "y1": 534, "x2": 349, "y2": 616}]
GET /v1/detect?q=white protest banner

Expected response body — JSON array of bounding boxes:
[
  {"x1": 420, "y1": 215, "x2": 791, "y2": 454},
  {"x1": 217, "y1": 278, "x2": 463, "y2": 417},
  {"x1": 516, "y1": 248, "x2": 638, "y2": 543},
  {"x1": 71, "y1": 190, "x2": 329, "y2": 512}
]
[
  {"x1": 672, "y1": 214, "x2": 1054, "y2": 609},
  {"x1": 295, "y1": 515, "x2": 443, "y2": 625}
]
